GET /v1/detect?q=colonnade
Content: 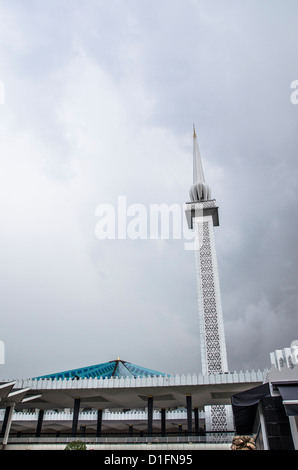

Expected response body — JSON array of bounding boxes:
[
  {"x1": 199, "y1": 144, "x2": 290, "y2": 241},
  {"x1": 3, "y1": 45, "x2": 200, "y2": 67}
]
[
  {"x1": 1, "y1": 394, "x2": 201, "y2": 440},
  {"x1": 69, "y1": 394, "x2": 200, "y2": 437}
]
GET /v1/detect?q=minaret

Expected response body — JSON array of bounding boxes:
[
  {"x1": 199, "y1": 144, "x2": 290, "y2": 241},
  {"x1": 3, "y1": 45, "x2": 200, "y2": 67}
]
[
  {"x1": 186, "y1": 127, "x2": 228, "y2": 375},
  {"x1": 185, "y1": 127, "x2": 232, "y2": 432}
]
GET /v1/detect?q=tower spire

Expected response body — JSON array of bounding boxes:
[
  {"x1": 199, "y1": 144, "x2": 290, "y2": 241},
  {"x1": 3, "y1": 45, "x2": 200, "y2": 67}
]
[
  {"x1": 192, "y1": 125, "x2": 206, "y2": 185},
  {"x1": 189, "y1": 126, "x2": 211, "y2": 201}
]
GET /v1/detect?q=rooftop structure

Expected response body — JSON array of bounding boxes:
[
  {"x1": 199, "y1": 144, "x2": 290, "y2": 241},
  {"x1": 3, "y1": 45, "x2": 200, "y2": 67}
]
[
  {"x1": 33, "y1": 359, "x2": 168, "y2": 381},
  {"x1": 0, "y1": 366, "x2": 266, "y2": 449},
  {"x1": 232, "y1": 341, "x2": 298, "y2": 450}
]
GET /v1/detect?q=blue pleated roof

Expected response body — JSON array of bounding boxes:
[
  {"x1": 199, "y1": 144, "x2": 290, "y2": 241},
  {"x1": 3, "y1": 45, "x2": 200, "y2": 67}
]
[{"x1": 33, "y1": 359, "x2": 168, "y2": 380}]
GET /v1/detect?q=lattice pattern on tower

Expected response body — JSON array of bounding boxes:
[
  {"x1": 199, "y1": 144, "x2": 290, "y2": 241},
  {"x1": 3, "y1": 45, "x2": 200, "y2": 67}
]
[{"x1": 195, "y1": 218, "x2": 227, "y2": 374}]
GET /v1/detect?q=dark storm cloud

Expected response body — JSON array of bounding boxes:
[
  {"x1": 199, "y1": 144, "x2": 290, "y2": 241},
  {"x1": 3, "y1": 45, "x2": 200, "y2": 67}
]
[{"x1": 0, "y1": 0, "x2": 297, "y2": 378}]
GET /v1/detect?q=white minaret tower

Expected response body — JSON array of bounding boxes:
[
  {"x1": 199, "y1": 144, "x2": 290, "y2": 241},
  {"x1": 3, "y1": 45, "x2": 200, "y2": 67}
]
[
  {"x1": 185, "y1": 127, "x2": 232, "y2": 432},
  {"x1": 186, "y1": 127, "x2": 228, "y2": 375}
]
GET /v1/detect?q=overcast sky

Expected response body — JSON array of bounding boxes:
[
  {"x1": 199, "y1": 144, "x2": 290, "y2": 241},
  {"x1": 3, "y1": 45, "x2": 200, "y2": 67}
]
[{"x1": 0, "y1": 0, "x2": 297, "y2": 379}]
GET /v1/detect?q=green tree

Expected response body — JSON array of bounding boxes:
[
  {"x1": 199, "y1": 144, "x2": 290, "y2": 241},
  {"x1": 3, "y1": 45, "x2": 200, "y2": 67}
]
[{"x1": 65, "y1": 440, "x2": 87, "y2": 450}]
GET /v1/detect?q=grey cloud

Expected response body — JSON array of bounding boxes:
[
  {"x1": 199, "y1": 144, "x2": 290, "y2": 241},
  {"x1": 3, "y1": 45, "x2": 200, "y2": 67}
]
[{"x1": 0, "y1": 0, "x2": 297, "y2": 379}]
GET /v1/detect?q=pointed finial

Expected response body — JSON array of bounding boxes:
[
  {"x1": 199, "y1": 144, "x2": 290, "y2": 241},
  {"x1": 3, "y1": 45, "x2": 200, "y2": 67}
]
[{"x1": 189, "y1": 125, "x2": 212, "y2": 201}]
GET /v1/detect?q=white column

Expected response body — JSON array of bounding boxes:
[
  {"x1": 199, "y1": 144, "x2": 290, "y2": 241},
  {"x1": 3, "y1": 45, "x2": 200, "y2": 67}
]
[
  {"x1": 2, "y1": 404, "x2": 15, "y2": 448},
  {"x1": 289, "y1": 417, "x2": 298, "y2": 450}
]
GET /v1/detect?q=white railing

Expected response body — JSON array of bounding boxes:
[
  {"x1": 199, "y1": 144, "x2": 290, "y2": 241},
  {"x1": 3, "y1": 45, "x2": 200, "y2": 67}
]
[
  {"x1": 0, "y1": 408, "x2": 200, "y2": 423},
  {"x1": 3, "y1": 369, "x2": 266, "y2": 391}
]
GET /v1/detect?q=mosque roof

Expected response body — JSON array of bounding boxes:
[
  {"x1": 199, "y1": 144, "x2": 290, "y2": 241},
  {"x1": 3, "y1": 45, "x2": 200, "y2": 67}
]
[{"x1": 33, "y1": 359, "x2": 168, "y2": 381}]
